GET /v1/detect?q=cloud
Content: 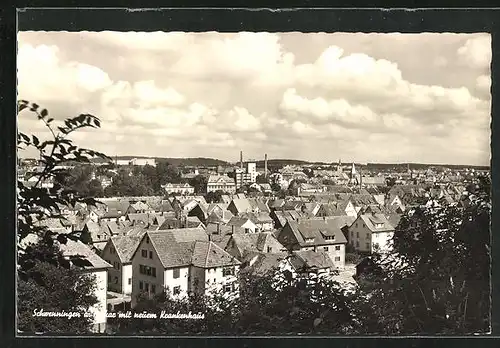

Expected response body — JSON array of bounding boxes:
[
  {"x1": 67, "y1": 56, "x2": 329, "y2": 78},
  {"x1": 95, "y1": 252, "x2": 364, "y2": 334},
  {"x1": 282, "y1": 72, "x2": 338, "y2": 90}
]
[
  {"x1": 457, "y1": 34, "x2": 491, "y2": 69},
  {"x1": 17, "y1": 32, "x2": 491, "y2": 165}
]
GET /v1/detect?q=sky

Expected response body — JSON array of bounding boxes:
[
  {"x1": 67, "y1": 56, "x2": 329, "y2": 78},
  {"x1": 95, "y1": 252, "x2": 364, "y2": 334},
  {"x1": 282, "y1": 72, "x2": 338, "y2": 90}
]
[{"x1": 17, "y1": 31, "x2": 491, "y2": 166}]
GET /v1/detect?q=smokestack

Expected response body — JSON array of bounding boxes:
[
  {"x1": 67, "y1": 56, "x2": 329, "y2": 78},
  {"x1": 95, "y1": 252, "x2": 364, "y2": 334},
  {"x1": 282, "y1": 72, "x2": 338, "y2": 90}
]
[
  {"x1": 265, "y1": 154, "x2": 268, "y2": 176},
  {"x1": 240, "y1": 151, "x2": 243, "y2": 169}
]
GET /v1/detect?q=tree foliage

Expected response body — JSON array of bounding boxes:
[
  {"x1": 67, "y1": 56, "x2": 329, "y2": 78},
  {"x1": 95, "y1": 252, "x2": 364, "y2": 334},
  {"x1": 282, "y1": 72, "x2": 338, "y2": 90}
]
[
  {"x1": 359, "y1": 176, "x2": 491, "y2": 335},
  {"x1": 17, "y1": 246, "x2": 99, "y2": 334},
  {"x1": 17, "y1": 101, "x2": 111, "y2": 333},
  {"x1": 188, "y1": 175, "x2": 208, "y2": 194}
]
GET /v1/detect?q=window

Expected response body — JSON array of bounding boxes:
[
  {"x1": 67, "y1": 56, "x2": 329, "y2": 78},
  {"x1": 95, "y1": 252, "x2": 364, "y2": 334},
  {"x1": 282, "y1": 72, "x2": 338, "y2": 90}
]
[
  {"x1": 173, "y1": 286, "x2": 181, "y2": 295},
  {"x1": 366, "y1": 242, "x2": 370, "y2": 249},
  {"x1": 323, "y1": 247, "x2": 329, "y2": 251},
  {"x1": 223, "y1": 284, "x2": 232, "y2": 293},
  {"x1": 334, "y1": 257, "x2": 341, "y2": 262},
  {"x1": 355, "y1": 223, "x2": 358, "y2": 228},
  {"x1": 141, "y1": 249, "x2": 147, "y2": 258},
  {"x1": 152, "y1": 267, "x2": 156, "y2": 278},
  {"x1": 151, "y1": 284, "x2": 156, "y2": 293},
  {"x1": 145, "y1": 283, "x2": 149, "y2": 291},
  {"x1": 139, "y1": 281, "x2": 143, "y2": 290},
  {"x1": 146, "y1": 266, "x2": 152, "y2": 276},
  {"x1": 356, "y1": 232, "x2": 359, "y2": 238},
  {"x1": 149, "y1": 251, "x2": 153, "y2": 259},
  {"x1": 267, "y1": 246, "x2": 272, "y2": 253},
  {"x1": 173, "y1": 268, "x2": 180, "y2": 279},
  {"x1": 128, "y1": 278, "x2": 132, "y2": 285},
  {"x1": 335, "y1": 245, "x2": 341, "y2": 251},
  {"x1": 223, "y1": 266, "x2": 235, "y2": 276},
  {"x1": 146, "y1": 236, "x2": 150, "y2": 244}
]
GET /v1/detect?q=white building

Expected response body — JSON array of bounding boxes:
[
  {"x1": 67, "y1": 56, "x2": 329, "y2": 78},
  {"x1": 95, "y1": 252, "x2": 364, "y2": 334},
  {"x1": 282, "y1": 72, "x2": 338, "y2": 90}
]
[
  {"x1": 130, "y1": 228, "x2": 240, "y2": 307},
  {"x1": 101, "y1": 234, "x2": 145, "y2": 296},
  {"x1": 277, "y1": 217, "x2": 350, "y2": 270},
  {"x1": 161, "y1": 183, "x2": 195, "y2": 195},
  {"x1": 59, "y1": 240, "x2": 112, "y2": 333},
  {"x1": 348, "y1": 213, "x2": 395, "y2": 254},
  {"x1": 207, "y1": 175, "x2": 237, "y2": 193},
  {"x1": 234, "y1": 162, "x2": 258, "y2": 188},
  {"x1": 130, "y1": 158, "x2": 156, "y2": 167}
]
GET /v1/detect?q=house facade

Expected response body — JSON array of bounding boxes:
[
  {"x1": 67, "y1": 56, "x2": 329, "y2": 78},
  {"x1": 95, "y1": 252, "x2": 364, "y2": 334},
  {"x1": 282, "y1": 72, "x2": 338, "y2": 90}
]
[
  {"x1": 348, "y1": 213, "x2": 395, "y2": 253},
  {"x1": 207, "y1": 175, "x2": 237, "y2": 193},
  {"x1": 130, "y1": 228, "x2": 240, "y2": 307},
  {"x1": 162, "y1": 183, "x2": 195, "y2": 195},
  {"x1": 278, "y1": 217, "x2": 348, "y2": 269}
]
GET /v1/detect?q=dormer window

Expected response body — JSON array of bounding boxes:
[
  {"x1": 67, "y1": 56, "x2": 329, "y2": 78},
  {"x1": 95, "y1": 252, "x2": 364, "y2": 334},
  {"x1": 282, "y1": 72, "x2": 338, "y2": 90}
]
[
  {"x1": 305, "y1": 238, "x2": 314, "y2": 243},
  {"x1": 375, "y1": 223, "x2": 384, "y2": 228}
]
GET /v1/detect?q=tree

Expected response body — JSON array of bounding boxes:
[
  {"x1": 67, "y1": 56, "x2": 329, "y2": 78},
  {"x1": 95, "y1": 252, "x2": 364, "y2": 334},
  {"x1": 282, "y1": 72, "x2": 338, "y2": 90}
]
[
  {"x1": 386, "y1": 177, "x2": 397, "y2": 187},
  {"x1": 256, "y1": 174, "x2": 268, "y2": 184},
  {"x1": 17, "y1": 101, "x2": 111, "y2": 333},
  {"x1": 206, "y1": 190, "x2": 224, "y2": 203},
  {"x1": 189, "y1": 175, "x2": 208, "y2": 194},
  {"x1": 360, "y1": 175, "x2": 491, "y2": 334},
  {"x1": 109, "y1": 265, "x2": 377, "y2": 335},
  {"x1": 17, "y1": 245, "x2": 98, "y2": 334},
  {"x1": 103, "y1": 169, "x2": 153, "y2": 197}
]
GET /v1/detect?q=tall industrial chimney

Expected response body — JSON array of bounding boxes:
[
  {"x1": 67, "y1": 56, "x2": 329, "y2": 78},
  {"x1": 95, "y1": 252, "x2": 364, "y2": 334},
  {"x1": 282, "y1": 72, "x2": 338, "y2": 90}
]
[
  {"x1": 265, "y1": 154, "x2": 268, "y2": 176},
  {"x1": 240, "y1": 151, "x2": 243, "y2": 169}
]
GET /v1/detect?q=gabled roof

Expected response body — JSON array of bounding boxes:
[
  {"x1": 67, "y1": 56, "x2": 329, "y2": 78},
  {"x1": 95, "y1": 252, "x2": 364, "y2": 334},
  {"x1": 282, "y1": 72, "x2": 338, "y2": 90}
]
[
  {"x1": 190, "y1": 241, "x2": 241, "y2": 268},
  {"x1": 242, "y1": 252, "x2": 289, "y2": 276},
  {"x1": 289, "y1": 250, "x2": 336, "y2": 271},
  {"x1": 207, "y1": 175, "x2": 235, "y2": 185},
  {"x1": 227, "y1": 216, "x2": 255, "y2": 228},
  {"x1": 247, "y1": 198, "x2": 271, "y2": 213},
  {"x1": 60, "y1": 239, "x2": 112, "y2": 270},
  {"x1": 145, "y1": 228, "x2": 208, "y2": 268},
  {"x1": 284, "y1": 217, "x2": 349, "y2": 247},
  {"x1": 110, "y1": 234, "x2": 144, "y2": 263},
  {"x1": 359, "y1": 213, "x2": 395, "y2": 233},
  {"x1": 241, "y1": 212, "x2": 274, "y2": 224},
  {"x1": 229, "y1": 232, "x2": 285, "y2": 258},
  {"x1": 229, "y1": 198, "x2": 253, "y2": 214}
]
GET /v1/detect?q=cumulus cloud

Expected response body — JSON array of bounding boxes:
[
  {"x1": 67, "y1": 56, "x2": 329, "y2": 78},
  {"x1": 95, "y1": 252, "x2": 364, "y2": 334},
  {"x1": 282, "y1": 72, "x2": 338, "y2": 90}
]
[
  {"x1": 17, "y1": 32, "x2": 491, "y2": 165},
  {"x1": 457, "y1": 34, "x2": 492, "y2": 70}
]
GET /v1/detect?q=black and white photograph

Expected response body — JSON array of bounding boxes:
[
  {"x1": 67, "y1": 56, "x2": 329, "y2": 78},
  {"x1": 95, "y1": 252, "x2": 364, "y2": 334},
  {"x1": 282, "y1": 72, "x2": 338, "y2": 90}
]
[{"x1": 16, "y1": 27, "x2": 491, "y2": 336}]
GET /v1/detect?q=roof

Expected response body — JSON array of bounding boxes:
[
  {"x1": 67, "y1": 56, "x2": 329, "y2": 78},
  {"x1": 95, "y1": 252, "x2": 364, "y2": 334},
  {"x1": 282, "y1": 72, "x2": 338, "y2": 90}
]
[
  {"x1": 241, "y1": 212, "x2": 274, "y2": 224},
  {"x1": 208, "y1": 175, "x2": 235, "y2": 185},
  {"x1": 146, "y1": 228, "x2": 208, "y2": 268},
  {"x1": 110, "y1": 235, "x2": 144, "y2": 263},
  {"x1": 359, "y1": 213, "x2": 395, "y2": 233},
  {"x1": 284, "y1": 217, "x2": 349, "y2": 247},
  {"x1": 229, "y1": 232, "x2": 285, "y2": 258},
  {"x1": 190, "y1": 241, "x2": 241, "y2": 268},
  {"x1": 289, "y1": 250, "x2": 336, "y2": 271},
  {"x1": 273, "y1": 210, "x2": 309, "y2": 227},
  {"x1": 60, "y1": 239, "x2": 112, "y2": 270},
  {"x1": 227, "y1": 216, "x2": 255, "y2": 228},
  {"x1": 229, "y1": 198, "x2": 253, "y2": 214},
  {"x1": 243, "y1": 252, "x2": 289, "y2": 276}
]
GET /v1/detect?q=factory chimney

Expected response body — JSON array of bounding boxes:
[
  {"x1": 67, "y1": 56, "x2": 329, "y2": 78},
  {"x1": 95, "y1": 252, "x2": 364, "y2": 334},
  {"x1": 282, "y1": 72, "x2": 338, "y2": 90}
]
[
  {"x1": 240, "y1": 151, "x2": 243, "y2": 169},
  {"x1": 265, "y1": 154, "x2": 268, "y2": 177}
]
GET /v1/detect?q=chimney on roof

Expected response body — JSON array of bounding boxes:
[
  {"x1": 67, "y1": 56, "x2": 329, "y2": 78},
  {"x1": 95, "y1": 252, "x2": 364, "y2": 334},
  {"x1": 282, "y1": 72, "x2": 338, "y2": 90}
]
[
  {"x1": 240, "y1": 151, "x2": 243, "y2": 169},
  {"x1": 265, "y1": 154, "x2": 268, "y2": 177}
]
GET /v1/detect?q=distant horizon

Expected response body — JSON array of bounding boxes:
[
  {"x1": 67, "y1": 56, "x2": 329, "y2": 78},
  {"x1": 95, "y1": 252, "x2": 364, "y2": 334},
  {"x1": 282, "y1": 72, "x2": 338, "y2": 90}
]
[{"x1": 18, "y1": 154, "x2": 491, "y2": 169}]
